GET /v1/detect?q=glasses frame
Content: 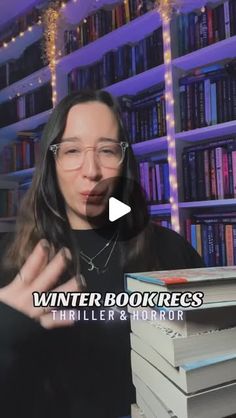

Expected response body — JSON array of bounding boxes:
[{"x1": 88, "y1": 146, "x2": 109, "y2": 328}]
[{"x1": 49, "y1": 140, "x2": 129, "y2": 170}]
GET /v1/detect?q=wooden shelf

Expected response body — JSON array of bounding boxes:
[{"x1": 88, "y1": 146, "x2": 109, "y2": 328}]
[
  {"x1": 179, "y1": 199, "x2": 236, "y2": 209},
  {"x1": 175, "y1": 120, "x2": 236, "y2": 143},
  {"x1": 0, "y1": 24, "x2": 42, "y2": 65},
  {"x1": 132, "y1": 136, "x2": 167, "y2": 156},
  {"x1": 149, "y1": 204, "x2": 171, "y2": 215},
  {"x1": 57, "y1": 10, "x2": 162, "y2": 73},
  {"x1": 173, "y1": 35, "x2": 236, "y2": 71},
  {"x1": 0, "y1": 66, "x2": 50, "y2": 103},
  {"x1": 105, "y1": 65, "x2": 165, "y2": 96},
  {"x1": 0, "y1": 109, "x2": 52, "y2": 140},
  {"x1": 1, "y1": 168, "x2": 35, "y2": 181}
]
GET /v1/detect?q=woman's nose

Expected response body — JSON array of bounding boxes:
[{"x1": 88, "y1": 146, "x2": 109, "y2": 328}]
[{"x1": 80, "y1": 149, "x2": 102, "y2": 180}]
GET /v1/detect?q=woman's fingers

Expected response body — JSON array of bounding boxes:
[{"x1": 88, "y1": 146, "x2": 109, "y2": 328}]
[
  {"x1": 39, "y1": 312, "x2": 74, "y2": 329},
  {"x1": 33, "y1": 276, "x2": 79, "y2": 318},
  {"x1": 37, "y1": 278, "x2": 80, "y2": 328},
  {"x1": 32, "y1": 247, "x2": 72, "y2": 293},
  {"x1": 19, "y1": 240, "x2": 50, "y2": 284}
]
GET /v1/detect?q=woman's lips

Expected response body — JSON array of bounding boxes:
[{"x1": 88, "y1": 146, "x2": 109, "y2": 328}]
[
  {"x1": 79, "y1": 191, "x2": 107, "y2": 203},
  {"x1": 80, "y1": 191, "x2": 106, "y2": 197}
]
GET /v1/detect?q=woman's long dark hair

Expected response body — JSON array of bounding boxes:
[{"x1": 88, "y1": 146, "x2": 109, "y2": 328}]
[{"x1": 5, "y1": 90, "x2": 159, "y2": 282}]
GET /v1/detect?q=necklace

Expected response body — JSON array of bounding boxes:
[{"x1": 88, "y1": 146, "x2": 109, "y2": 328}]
[{"x1": 80, "y1": 230, "x2": 119, "y2": 274}]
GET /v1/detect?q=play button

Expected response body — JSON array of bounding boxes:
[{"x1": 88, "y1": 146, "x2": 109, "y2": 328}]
[
  {"x1": 109, "y1": 197, "x2": 131, "y2": 222},
  {"x1": 84, "y1": 176, "x2": 149, "y2": 241}
]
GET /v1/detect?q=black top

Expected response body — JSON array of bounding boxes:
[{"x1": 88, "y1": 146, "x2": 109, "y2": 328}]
[{"x1": 0, "y1": 224, "x2": 204, "y2": 418}]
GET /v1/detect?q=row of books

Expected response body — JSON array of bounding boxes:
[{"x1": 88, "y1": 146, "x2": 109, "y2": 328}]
[
  {"x1": 186, "y1": 213, "x2": 236, "y2": 267},
  {"x1": 68, "y1": 27, "x2": 163, "y2": 91},
  {"x1": 0, "y1": 83, "x2": 52, "y2": 128},
  {"x1": 64, "y1": 0, "x2": 156, "y2": 54},
  {"x1": 0, "y1": 39, "x2": 45, "y2": 89},
  {"x1": 179, "y1": 64, "x2": 236, "y2": 131},
  {"x1": 0, "y1": 126, "x2": 43, "y2": 174},
  {"x1": 126, "y1": 267, "x2": 236, "y2": 418},
  {"x1": 121, "y1": 84, "x2": 167, "y2": 142},
  {"x1": 152, "y1": 217, "x2": 171, "y2": 229},
  {"x1": 177, "y1": 0, "x2": 236, "y2": 56},
  {"x1": 0, "y1": 189, "x2": 26, "y2": 217},
  {"x1": 0, "y1": 7, "x2": 40, "y2": 48},
  {"x1": 182, "y1": 137, "x2": 236, "y2": 201},
  {"x1": 139, "y1": 160, "x2": 170, "y2": 203}
]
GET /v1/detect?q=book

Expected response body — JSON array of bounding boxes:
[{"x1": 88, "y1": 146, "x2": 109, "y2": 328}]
[
  {"x1": 128, "y1": 300, "x2": 236, "y2": 336},
  {"x1": 0, "y1": 84, "x2": 52, "y2": 128},
  {"x1": 131, "y1": 332, "x2": 236, "y2": 393},
  {"x1": 186, "y1": 213, "x2": 236, "y2": 267},
  {"x1": 125, "y1": 266, "x2": 236, "y2": 304},
  {"x1": 177, "y1": 1, "x2": 236, "y2": 57},
  {"x1": 133, "y1": 375, "x2": 177, "y2": 418},
  {"x1": 131, "y1": 401, "x2": 147, "y2": 418},
  {"x1": 131, "y1": 350, "x2": 236, "y2": 418},
  {"x1": 68, "y1": 27, "x2": 163, "y2": 93},
  {"x1": 130, "y1": 314, "x2": 236, "y2": 366}
]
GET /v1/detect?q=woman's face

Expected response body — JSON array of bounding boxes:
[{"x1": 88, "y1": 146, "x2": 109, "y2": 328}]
[{"x1": 55, "y1": 101, "x2": 122, "y2": 229}]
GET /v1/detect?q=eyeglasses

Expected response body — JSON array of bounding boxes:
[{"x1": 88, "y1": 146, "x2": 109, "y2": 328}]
[{"x1": 49, "y1": 140, "x2": 129, "y2": 170}]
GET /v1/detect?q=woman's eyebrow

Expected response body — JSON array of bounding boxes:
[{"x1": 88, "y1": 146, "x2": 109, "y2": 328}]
[
  {"x1": 61, "y1": 137, "x2": 119, "y2": 143},
  {"x1": 98, "y1": 137, "x2": 119, "y2": 143},
  {"x1": 61, "y1": 137, "x2": 81, "y2": 142}
]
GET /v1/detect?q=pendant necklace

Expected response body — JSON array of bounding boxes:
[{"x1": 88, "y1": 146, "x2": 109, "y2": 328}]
[{"x1": 80, "y1": 230, "x2": 119, "y2": 274}]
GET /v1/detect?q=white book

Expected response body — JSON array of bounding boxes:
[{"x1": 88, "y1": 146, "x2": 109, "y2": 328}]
[
  {"x1": 131, "y1": 402, "x2": 147, "y2": 418},
  {"x1": 125, "y1": 266, "x2": 236, "y2": 304},
  {"x1": 224, "y1": 1, "x2": 230, "y2": 38},
  {"x1": 131, "y1": 333, "x2": 236, "y2": 393},
  {"x1": 204, "y1": 79, "x2": 211, "y2": 126},
  {"x1": 128, "y1": 301, "x2": 236, "y2": 337},
  {"x1": 131, "y1": 350, "x2": 236, "y2": 418},
  {"x1": 130, "y1": 317, "x2": 236, "y2": 366},
  {"x1": 155, "y1": 163, "x2": 162, "y2": 202},
  {"x1": 133, "y1": 375, "x2": 177, "y2": 418},
  {"x1": 232, "y1": 150, "x2": 236, "y2": 198},
  {"x1": 215, "y1": 147, "x2": 224, "y2": 199}
]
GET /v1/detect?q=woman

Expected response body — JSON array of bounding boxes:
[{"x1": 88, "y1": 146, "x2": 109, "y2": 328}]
[{"x1": 0, "y1": 90, "x2": 204, "y2": 418}]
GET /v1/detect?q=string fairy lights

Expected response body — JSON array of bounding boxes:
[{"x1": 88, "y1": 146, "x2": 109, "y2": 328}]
[
  {"x1": 155, "y1": 0, "x2": 209, "y2": 232},
  {"x1": 155, "y1": 0, "x2": 183, "y2": 233},
  {"x1": 0, "y1": 19, "x2": 42, "y2": 50},
  {"x1": 42, "y1": 1, "x2": 61, "y2": 107}
]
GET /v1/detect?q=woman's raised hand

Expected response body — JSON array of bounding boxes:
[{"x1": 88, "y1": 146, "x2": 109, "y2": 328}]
[{"x1": 0, "y1": 240, "x2": 79, "y2": 329}]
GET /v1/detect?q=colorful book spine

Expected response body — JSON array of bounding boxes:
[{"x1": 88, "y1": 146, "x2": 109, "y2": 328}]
[
  {"x1": 139, "y1": 160, "x2": 170, "y2": 203},
  {"x1": 177, "y1": 1, "x2": 236, "y2": 57},
  {"x1": 182, "y1": 137, "x2": 236, "y2": 201},
  {"x1": 186, "y1": 214, "x2": 236, "y2": 267}
]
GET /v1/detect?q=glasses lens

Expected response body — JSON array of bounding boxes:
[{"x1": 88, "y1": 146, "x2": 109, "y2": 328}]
[
  {"x1": 98, "y1": 143, "x2": 123, "y2": 168},
  {"x1": 57, "y1": 143, "x2": 83, "y2": 170},
  {"x1": 56, "y1": 142, "x2": 126, "y2": 170}
]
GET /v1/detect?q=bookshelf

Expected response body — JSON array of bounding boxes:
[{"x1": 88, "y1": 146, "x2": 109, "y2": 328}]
[
  {"x1": 0, "y1": 180, "x2": 18, "y2": 232},
  {"x1": 0, "y1": 0, "x2": 235, "y2": 265}
]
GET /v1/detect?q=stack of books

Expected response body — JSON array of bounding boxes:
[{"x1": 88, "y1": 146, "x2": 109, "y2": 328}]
[
  {"x1": 125, "y1": 267, "x2": 236, "y2": 418},
  {"x1": 131, "y1": 403, "x2": 147, "y2": 418}
]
